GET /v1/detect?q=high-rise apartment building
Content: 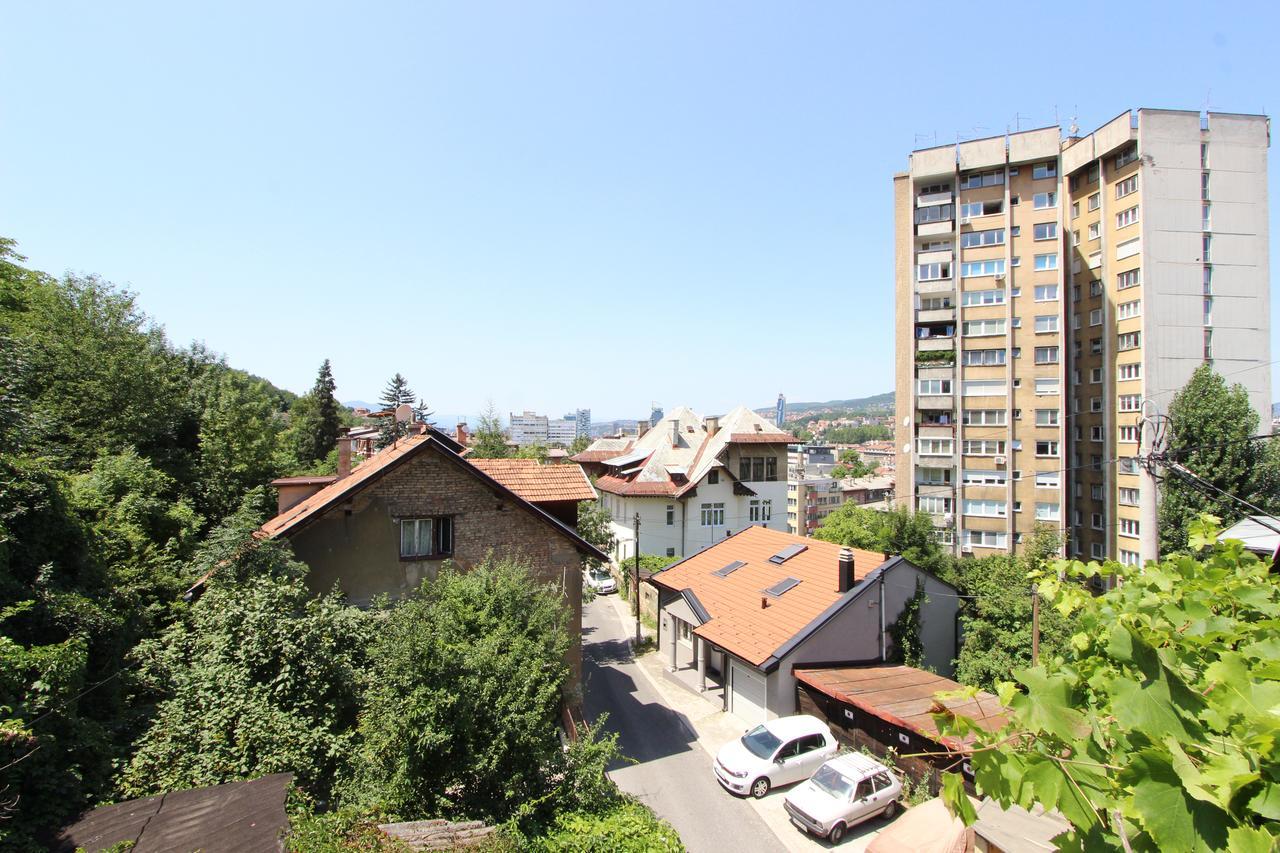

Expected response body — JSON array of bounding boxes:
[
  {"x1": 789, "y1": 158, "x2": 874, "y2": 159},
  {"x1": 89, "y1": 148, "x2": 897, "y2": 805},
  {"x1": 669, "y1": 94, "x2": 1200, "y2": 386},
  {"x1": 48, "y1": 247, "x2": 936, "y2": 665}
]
[{"x1": 895, "y1": 109, "x2": 1270, "y2": 563}]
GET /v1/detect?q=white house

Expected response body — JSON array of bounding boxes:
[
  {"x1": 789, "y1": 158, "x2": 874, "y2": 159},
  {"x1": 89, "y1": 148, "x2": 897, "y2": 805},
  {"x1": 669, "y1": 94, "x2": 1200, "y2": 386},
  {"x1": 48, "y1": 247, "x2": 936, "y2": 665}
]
[{"x1": 582, "y1": 406, "x2": 794, "y2": 561}]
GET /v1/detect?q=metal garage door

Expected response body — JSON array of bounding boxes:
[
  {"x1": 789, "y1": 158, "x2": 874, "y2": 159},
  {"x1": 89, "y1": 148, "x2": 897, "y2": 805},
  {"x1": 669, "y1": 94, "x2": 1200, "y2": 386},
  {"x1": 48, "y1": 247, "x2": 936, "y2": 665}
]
[{"x1": 730, "y1": 660, "x2": 767, "y2": 725}]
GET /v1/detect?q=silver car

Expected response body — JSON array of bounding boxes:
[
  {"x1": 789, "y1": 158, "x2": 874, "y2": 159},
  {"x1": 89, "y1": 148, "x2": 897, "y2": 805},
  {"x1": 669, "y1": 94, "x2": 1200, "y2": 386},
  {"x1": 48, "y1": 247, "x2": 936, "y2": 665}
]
[
  {"x1": 584, "y1": 567, "x2": 617, "y2": 594},
  {"x1": 783, "y1": 752, "x2": 902, "y2": 843}
]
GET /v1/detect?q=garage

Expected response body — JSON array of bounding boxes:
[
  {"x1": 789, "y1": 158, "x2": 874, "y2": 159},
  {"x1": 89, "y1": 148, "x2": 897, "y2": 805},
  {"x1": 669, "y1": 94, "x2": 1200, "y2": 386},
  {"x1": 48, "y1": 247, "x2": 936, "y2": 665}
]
[{"x1": 729, "y1": 660, "x2": 767, "y2": 725}]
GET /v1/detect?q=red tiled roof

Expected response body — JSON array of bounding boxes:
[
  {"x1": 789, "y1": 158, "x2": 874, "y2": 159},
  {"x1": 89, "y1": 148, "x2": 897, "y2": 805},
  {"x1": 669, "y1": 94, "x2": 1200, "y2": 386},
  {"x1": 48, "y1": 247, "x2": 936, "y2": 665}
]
[
  {"x1": 728, "y1": 432, "x2": 797, "y2": 443},
  {"x1": 468, "y1": 459, "x2": 596, "y2": 503},
  {"x1": 571, "y1": 449, "x2": 628, "y2": 463},
  {"x1": 650, "y1": 527, "x2": 889, "y2": 667},
  {"x1": 794, "y1": 665, "x2": 1007, "y2": 752},
  {"x1": 594, "y1": 475, "x2": 676, "y2": 497}
]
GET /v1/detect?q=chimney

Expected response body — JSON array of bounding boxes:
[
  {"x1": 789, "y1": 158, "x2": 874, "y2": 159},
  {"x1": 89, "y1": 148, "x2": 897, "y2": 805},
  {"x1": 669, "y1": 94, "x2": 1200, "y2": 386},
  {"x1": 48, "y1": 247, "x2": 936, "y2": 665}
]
[
  {"x1": 761, "y1": 596, "x2": 768, "y2": 609},
  {"x1": 838, "y1": 548, "x2": 855, "y2": 593},
  {"x1": 337, "y1": 431, "x2": 352, "y2": 479},
  {"x1": 638, "y1": 421, "x2": 650, "y2": 438},
  {"x1": 455, "y1": 422, "x2": 469, "y2": 446},
  {"x1": 704, "y1": 416, "x2": 719, "y2": 437},
  {"x1": 670, "y1": 419, "x2": 680, "y2": 448}
]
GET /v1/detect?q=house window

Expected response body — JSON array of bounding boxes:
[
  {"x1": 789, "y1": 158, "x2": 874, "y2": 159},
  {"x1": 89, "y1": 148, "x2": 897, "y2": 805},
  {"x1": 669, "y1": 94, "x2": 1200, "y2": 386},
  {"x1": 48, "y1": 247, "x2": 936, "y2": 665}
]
[
  {"x1": 748, "y1": 499, "x2": 774, "y2": 523},
  {"x1": 666, "y1": 505, "x2": 675, "y2": 525},
  {"x1": 678, "y1": 620, "x2": 692, "y2": 645},
  {"x1": 666, "y1": 547, "x2": 676, "y2": 557},
  {"x1": 738, "y1": 456, "x2": 779, "y2": 482},
  {"x1": 399, "y1": 516, "x2": 454, "y2": 560},
  {"x1": 700, "y1": 502, "x2": 725, "y2": 526},
  {"x1": 708, "y1": 470, "x2": 719, "y2": 485}
]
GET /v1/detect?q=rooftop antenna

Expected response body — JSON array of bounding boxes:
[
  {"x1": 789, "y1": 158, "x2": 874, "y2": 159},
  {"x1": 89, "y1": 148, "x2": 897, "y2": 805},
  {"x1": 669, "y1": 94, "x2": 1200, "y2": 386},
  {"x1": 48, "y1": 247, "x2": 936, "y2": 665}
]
[
  {"x1": 913, "y1": 131, "x2": 938, "y2": 147},
  {"x1": 1012, "y1": 112, "x2": 1031, "y2": 132},
  {"x1": 1069, "y1": 105, "x2": 1079, "y2": 137}
]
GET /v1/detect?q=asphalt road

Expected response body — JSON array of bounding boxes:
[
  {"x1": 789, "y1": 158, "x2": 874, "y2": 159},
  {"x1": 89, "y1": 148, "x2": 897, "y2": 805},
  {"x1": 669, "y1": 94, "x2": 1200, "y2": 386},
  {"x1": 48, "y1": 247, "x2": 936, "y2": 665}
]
[{"x1": 581, "y1": 595, "x2": 785, "y2": 853}]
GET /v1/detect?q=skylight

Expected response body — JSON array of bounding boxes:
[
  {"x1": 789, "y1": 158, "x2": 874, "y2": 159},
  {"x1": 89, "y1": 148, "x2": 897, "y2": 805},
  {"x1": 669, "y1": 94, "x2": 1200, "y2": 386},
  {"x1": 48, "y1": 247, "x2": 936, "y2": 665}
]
[
  {"x1": 764, "y1": 577, "x2": 801, "y2": 597},
  {"x1": 712, "y1": 560, "x2": 746, "y2": 578},
  {"x1": 768, "y1": 544, "x2": 808, "y2": 564}
]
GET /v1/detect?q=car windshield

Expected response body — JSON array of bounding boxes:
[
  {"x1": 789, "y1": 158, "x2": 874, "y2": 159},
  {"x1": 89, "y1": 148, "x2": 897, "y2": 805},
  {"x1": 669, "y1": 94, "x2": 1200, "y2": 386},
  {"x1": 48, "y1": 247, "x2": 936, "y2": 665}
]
[
  {"x1": 740, "y1": 725, "x2": 783, "y2": 759},
  {"x1": 590, "y1": 569, "x2": 610, "y2": 581},
  {"x1": 810, "y1": 764, "x2": 856, "y2": 798}
]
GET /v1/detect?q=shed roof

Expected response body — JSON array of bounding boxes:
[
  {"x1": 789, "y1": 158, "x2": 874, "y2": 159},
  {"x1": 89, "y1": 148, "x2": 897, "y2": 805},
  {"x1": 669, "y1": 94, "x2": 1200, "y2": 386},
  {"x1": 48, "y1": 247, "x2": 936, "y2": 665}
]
[
  {"x1": 1218, "y1": 515, "x2": 1280, "y2": 558},
  {"x1": 794, "y1": 665, "x2": 1007, "y2": 752},
  {"x1": 468, "y1": 458, "x2": 596, "y2": 503}
]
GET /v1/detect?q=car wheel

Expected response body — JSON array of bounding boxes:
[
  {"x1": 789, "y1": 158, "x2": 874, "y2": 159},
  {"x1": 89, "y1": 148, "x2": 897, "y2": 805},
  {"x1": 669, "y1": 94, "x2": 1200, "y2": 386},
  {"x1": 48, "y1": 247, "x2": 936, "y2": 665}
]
[
  {"x1": 882, "y1": 800, "x2": 898, "y2": 820},
  {"x1": 828, "y1": 822, "x2": 847, "y2": 844},
  {"x1": 750, "y1": 777, "x2": 770, "y2": 799}
]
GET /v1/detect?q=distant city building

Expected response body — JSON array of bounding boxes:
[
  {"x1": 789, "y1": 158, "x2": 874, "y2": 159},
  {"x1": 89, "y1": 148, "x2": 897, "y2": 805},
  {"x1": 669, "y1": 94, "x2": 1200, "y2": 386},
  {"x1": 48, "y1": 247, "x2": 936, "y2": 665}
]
[
  {"x1": 787, "y1": 473, "x2": 894, "y2": 536},
  {"x1": 649, "y1": 403, "x2": 664, "y2": 427},
  {"x1": 547, "y1": 419, "x2": 578, "y2": 446},
  {"x1": 775, "y1": 393, "x2": 786, "y2": 428},
  {"x1": 508, "y1": 411, "x2": 549, "y2": 446},
  {"x1": 510, "y1": 409, "x2": 590, "y2": 447},
  {"x1": 573, "y1": 408, "x2": 592, "y2": 439}
]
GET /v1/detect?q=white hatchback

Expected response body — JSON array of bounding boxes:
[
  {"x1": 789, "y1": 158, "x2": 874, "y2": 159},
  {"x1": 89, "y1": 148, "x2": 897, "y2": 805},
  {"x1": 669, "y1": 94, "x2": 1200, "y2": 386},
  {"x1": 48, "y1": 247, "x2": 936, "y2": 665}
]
[
  {"x1": 584, "y1": 567, "x2": 617, "y2": 594},
  {"x1": 713, "y1": 714, "x2": 838, "y2": 799},
  {"x1": 783, "y1": 752, "x2": 902, "y2": 843}
]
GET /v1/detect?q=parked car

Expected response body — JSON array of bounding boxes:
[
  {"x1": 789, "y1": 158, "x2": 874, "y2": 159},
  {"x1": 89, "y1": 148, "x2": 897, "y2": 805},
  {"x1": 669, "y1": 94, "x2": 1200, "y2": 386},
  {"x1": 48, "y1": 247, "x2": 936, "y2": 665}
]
[
  {"x1": 584, "y1": 567, "x2": 617, "y2": 594},
  {"x1": 713, "y1": 714, "x2": 838, "y2": 798},
  {"x1": 783, "y1": 752, "x2": 902, "y2": 843}
]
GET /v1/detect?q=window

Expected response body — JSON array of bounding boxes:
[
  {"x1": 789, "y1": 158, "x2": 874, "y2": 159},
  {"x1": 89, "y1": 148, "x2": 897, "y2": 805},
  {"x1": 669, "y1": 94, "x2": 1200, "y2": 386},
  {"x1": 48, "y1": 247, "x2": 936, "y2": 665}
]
[
  {"x1": 738, "y1": 456, "x2": 779, "y2": 482},
  {"x1": 1118, "y1": 394, "x2": 1142, "y2": 413},
  {"x1": 963, "y1": 348, "x2": 1006, "y2": 366},
  {"x1": 960, "y1": 228, "x2": 1006, "y2": 248},
  {"x1": 963, "y1": 439, "x2": 1006, "y2": 456},
  {"x1": 1034, "y1": 284, "x2": 1059, "y2": 301},
  {"x1": 1204, "y1": 297, "x2": 1213, "y2": 326},
  {"x1": 1090, "y1": 367, "x2": 1103, "y2": 384},
  {"x1": 1119, "y1": 549, "x2": 1140, "y2": 566},
  {"x1": 1117, "y1": 237, "x2": 1140, "y2": 259},
  {"x1": 1032, "y1": 161, "x2": 1057, "y2": 180},
  {"x1": 1117, "y1": 362, "x2": 1141, "y2": 381},
  {"x1": 1118, "y1": 331, "x2": 1141, "y2": 351},
  {"x1": 917, "y1": 495, "x2": 953, "y2": 515},
  {"x1": 700, "y1": 502, "x2": 725, "y2": 526},
  {"x1": 963, "y1": 469, "x2": 1007, "y2": 486},
  {"x1": 963, "y1": 409, "x2": 1007, "y2": 426},
  {"x1": 1035, "y1": 471, "x2": 1060, "y2": 488},
  {"x1": 916, "y1": 262, "x2": 951, "y2": 282},
  {"x1": 1035, "y1": 502, "x2": 1061, "y2": 521},
  {"x1": 1071, "y1": 201, "x2": 1080, "y2": 218},
  {"x1": 399, "y1": 516, "x2": 454, "y2": 559},
  {"x1": 1034, "y1": 378, "x2": 1059, "y2": 396},
  {"x1": 963, "y1": 379, "x2": 1007, "y2": 396},
  {"x1": 916, "y1": 204, "x2": 954, "y2": 224},
  {"x1": 1119, "y1": 425, "x2": 1139, "y2": 443},
  {"x1": 917, "y1": 438, "x2": 954, "y2": 456},
  {"x1": 1116, "y1": 146, "x2": 1138, "y2": 168},
  {"x1": 1033, "y1": 222, "x2": 1058, "y2": 240},
  {"x1": 1118, "y1": 299, "x2": 1141, "y2": 320},
  {"x1": 1090, "y1": 542, "x2": 1106, "y2": 559},
  {"x1": 1035, "y1": 409, "x2": 1059, "y2": 426},
  {"x1": 1201, "y1": 171, "x2": 1210, "y2": 200},
  {"x1": 963, "y1": 499, "x2": 1006, "y2": 518},
  {"x1": 708, "y1": 470, "x2": 719, "y2": 485},
  {"x1": 1088, "y1": 222, "x2": 1100, "y2": 240},
  {"x1": 961, "y1": 259, "x2": 1006, "y2": 278},
  {"x1": 1034, "y1": 346, "x2": 1059, "y2": 364},
  {"x1": 960, "y1": 288, "x2": 1006, "y2": 307},
  {"x1": 1204, "y1": 329, "x2": 1213, "y2": 360},
  {"x1": 963, "y1": 318, "x2": 1006, "y2": 337},
  {"x1": 964, "y1": 529, "x2": 1007, "y2": 549},
  {"x1": 1116, "y1": 175, "x2": 1138, "y2": 198},
  {"x1": 1119, "y1": 518, "x2": 1140, "y2": 538},
  {"x1": 1087, "y1": 396, "x2": 1101, "y2": 412},
  {"x1": 1089, "y1": 308, "x2": 1103, "y2": 326},
  {"x1": 1035, "y1": 440, "x2": 1060, "y2": 457},
  {"x1": 749, "y1": 499, "x2": 773, "y2": 523},
  {"x1": 916, "y1": 379, "x2": 952, "y2": 395},
  {"x1": 960, "y1": 169, "x2": 1004, "y2": 189},
  {"x1": 1119, "y1": 457, "x2": 1139, "y2": 475},
  {"x1": 1034, "y1": 314, "x2": 1059, "y2": 333},
  {"x1": 666, "y1": 505, "x2": 675, "y2": 525},
  {"x1": 1033, "y1": 191, "x2": 1057, "y2": 209},
  {"x1": 1119, "y1": 487, "x2": 1140, "y2": 506},
  {"x1": 1091, "y1": 513, "x2": 1104, "y2": 531},
  {"x1": 1088, "y1": 280, "x2": 1103, "y2": 297},
  {"x1": 1203, "y1": 203, "x2": 1211, "y2": 231},
  {"x1": 1088, "y1": 193, "x2": 1100, "y2": 211},
  {"x1": 1115, "y1": 206, "x2": 1139, "y2": 228},
  {"x1": 1117, "y1": 268, "x2": 1140, "y2": 290},
  {"x1": 1090, "y1": 425, "x2": 1104, "y2": 442},
  {"x1": 1089, "y1": 484, "x2": 1103, "y2": 500},
  {"x1": 960, "y1": 200, "x2": 1004, "y2": 218},
  {"x1": 917, "y1": 467, "x2": 952, "y2": 485}
]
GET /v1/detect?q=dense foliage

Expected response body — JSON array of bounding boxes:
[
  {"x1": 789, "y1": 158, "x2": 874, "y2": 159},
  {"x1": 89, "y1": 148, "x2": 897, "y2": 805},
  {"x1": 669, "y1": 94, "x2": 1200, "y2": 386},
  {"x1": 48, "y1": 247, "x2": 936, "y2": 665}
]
[
  {"x1": 938, "y1": 517, "x2": 1280, "y2": 851},
  {"x1": 470, "y1": 402, "x2": 513, "y2": 458},
  {"x1": 575, "y1": 500, "x2": 616, "y2": 567},
  {"x1": 813, "y1": 503, "x2": 951, "y2": 576}
]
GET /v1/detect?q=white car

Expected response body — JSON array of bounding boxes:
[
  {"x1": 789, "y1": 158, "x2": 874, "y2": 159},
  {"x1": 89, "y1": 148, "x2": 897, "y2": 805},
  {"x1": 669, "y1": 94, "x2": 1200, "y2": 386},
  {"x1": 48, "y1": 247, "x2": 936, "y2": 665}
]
[
  {"x1": 783, "y1": 752, "x2": 902, "y2": 843},
  {"x1": 584, "y1": 567, "x2": 617, "y2": 594},
  {"x1": 713, "y1": 714, "x2": 838, "y2": 799}
]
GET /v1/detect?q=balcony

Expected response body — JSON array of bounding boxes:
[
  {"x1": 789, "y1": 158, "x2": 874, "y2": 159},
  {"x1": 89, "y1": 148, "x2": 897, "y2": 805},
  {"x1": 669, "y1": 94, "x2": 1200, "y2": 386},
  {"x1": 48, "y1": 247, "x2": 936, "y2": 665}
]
[
  {"x1": 917, "y1": 220, "x2": 953, "y2": 238},
  {"x1": 917, "y1": 424, "x2": 955, "y2": 439},
  {"x1": 916, "y1": 191, "x2": 953, "y2": 208},
  {"x1": 915, "y1": 278, "x2": 956, "y2": 295},
  {"x1": 916, "y1": 336, "x2": 954, "y2": 353},
  {"x1": 917, "y1": 307, "x2": 955, "y2": 324},
  {"x1": 916, "y1": 248, "x2": 953, "y2": 266},
  {"x1": 916, "y1": 393, "x2": 954, "y2": 410},
  {"x1": 915, "y1": 363, "x2": 954, "y2": 380}
]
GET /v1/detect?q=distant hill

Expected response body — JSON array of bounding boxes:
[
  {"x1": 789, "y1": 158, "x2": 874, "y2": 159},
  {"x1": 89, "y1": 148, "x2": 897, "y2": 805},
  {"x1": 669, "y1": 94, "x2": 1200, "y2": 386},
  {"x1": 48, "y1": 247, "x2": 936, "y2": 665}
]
[
  {"x1": 757, "y1": 392, "x2": 894, "y2": 416},
  {"x1": 343, "y1": 399, "x2": 376, "y2": 411}
]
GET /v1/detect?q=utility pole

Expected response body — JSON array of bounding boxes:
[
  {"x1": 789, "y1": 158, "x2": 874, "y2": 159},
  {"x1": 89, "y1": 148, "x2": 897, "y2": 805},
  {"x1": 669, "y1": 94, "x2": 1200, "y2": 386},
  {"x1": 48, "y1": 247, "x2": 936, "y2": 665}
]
[
  {"x1": 633, "y1": 513, "x2": 642, "y2": 646},
  {"x1": 1031, "y1": 585, "x2": 1040, "y2": 666}
]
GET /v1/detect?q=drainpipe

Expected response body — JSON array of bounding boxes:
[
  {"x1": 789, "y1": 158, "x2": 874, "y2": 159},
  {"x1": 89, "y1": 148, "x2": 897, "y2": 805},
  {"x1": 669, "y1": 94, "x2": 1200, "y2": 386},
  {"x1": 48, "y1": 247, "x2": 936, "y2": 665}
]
[
  {"x1": 680, "y1": 499, "x2": 687, "y2": 557},
  {"x1": 879, "y1": 570, "x2": 887, "y2": 662}
]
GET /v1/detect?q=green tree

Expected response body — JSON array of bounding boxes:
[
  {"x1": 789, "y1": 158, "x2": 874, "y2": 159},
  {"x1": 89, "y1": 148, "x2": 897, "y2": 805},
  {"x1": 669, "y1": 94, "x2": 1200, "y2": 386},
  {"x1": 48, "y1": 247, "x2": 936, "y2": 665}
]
[
  {"x1": 379, "y1": 373, "x2": 415, "y2": 411},
  {"x1": 575, "y1": 501, "x2": 616, "y2": 567},
  {"x1": 1158, "y1": 365, "x2": 1280, "y2": 553},
  {"x1": 515, "y1": 443, "x2": 550, "y2": 462},
  {"x1": 309, "y1": 359, "x2": 343, "y2": 462},
  {"x1": 569, "y1": 435, "x2": 591, "y2": 455},
  {"x1": 470, "y1": 402, "x2": 512, "y2": 458},
  {"x1": 193, "y1": 369, "x2": 285, "y2": 522},
  {"x1": 814, "y1": 504, "x2": 951, "y2": 576},
  {"x1": 938, "y1": 516, "x2": 1280, "y2": 851},
  {"x1": 536, "y1": 801, "x2": 684, "y2": 852}
]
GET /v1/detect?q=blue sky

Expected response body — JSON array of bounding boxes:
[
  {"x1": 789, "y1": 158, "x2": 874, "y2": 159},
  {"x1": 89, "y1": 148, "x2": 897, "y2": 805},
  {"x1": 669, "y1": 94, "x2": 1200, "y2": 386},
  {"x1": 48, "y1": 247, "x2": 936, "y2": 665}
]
[{"x1": 2, "y1": 0, "x2": 1276, "y2": 421}]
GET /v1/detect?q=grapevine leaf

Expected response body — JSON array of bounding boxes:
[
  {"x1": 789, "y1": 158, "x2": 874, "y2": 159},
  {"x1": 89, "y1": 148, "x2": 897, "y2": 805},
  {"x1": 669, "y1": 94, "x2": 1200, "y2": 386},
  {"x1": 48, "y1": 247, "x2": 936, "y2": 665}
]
[
  {"x1": 941, "y1": 770, "x2": 977, "y2": 824},
  {"x1": 1127, "y1": 749, "x2": 1229, "y2": 852},
  {"x1": 1226, "y1": 825, "x2": 1276, "y2": 853},
  {"x1": 1010, "y1": 667, "x2": 1088, "y2": 741},
  {"x1": 1248, "y1": 783, "x2": 1280, "y2": 820}
]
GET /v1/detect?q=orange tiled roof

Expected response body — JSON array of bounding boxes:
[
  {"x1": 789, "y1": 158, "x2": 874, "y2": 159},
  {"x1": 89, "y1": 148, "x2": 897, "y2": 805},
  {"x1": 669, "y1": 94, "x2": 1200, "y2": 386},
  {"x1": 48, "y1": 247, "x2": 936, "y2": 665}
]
[
  {"x1": 468, "y1": 459, "x2": 596, "y2": 503},
  {"x1": 594, "y1": 475, "x2": 677, "y2": 497},
  {"x1": 651, "y1": 526, "x2": 889, "y2": 668}
]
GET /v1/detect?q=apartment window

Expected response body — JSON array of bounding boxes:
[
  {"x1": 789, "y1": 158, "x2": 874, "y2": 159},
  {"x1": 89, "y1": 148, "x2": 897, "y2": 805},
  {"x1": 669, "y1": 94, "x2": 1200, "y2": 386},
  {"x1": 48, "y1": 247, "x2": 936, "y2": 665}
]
[
  {"x1": 917, "y1": 495, "x2": 953, "y2": 515},
  {"x1": 1010, "y1": 195, "x2": 1020, "y2": 206},
  {"x1": 1203, "y1": 265, "x2": 1212, "y2": 294},
  {"x1": 1090, "y1": 484, "x2": 1103, "y2": 501},
  {"x1": 399, "y1": 516, "x2": 454, "y2": 559},
  {"x1": 963, "y1": 499, "x2": 1007, "y2": 518},
  {"x1": 1034, "y1": 346, "x2": 1060, "y2": 365},
  {"x1": 961, "y1": 259, "x2": 1007, "y2": 278},
  {"x1": 1119, "y1": 394, "x2": 1142, "y2": 413},
  {"x1": 1088, "y1": 368, "x2": 1101, "y2": 384},
  {"x1": 1035, "y1": 502, "x2": 1061, "y2": 521},
  {"x1": 917, "y1": 467, "x2": 952, "y2": 485},
  {"x1": 1087, "y1": 222, "x2": 1100, "y2": 241},
  {"x1": 963, "y1": 379, "x2": 1007, "y2": 396},
  {"x1": 1204, "y1": 329, "x2": 1213, "y2": 360},
  {"x1": 916, "y1": 262, "x2": 951, "y2": 282},
  {"x1": 1089, "y1": 338, "x2": 1102, "y2": 356},
  {"x1": 1088, "y1": 193, "x2": 1100, "y2": 211},
  {"x1": 963, "y1": 318, "x2": 1007, "y2": 337},
  {"x1": 964, "y1": 530, "x2": 1008, "y2": 549},
  {"x1": 1035, "y1": 471, "x2": 1060, "y2": 488},
  {"x1": 1203, "y1": 203, "x2": 1211, "y2": 231},
  {"x1": 1119, "y1": 549, "x2": 1140, "y2": 566},
  {"x1": 1119, "y1": 487, "x2": 1140, "y2": 506},
  {"x1": 1033, "y1": 222, "x2": 1058, "y2": 241},
  {"x1": 960, "y1": 200, "x2": 1003, "y2": 218},
  {"x1": 1090, "y1": 396, "x2": 1103, "y2": 412},
  {"x1": 1090, "y1": 425, "x2": 1104, "y2": 442},
  {"x1": 1033, "y1": 191, "x2": 1057, "y2": 209},
  {"x1": 1011, "y1": 316, "x2": 1022, "y2": 328},
  {"x1": 1119, "y1": 425, "x2": 1139, "y2": 443},
  {"x1": 1032, "y1": 162, "x2": 1057, "y2": 180},
  {"x1": 1201, "y1": 171, "x2": 1210, "y2": 200},
  {"x1": 1089, "y1": 308, "x2": 1103, "y2": 326},
  {"x1": 960, "y1": 228, "x2": 1006, "y2": 248},
  {"x1": 1115, "y1": 174, "x2": 1138, "y2": 199},
  {"x1": 917, "y1": 182, "x2": 951, "y2": 195},
  {"x1": 738, "y1": 456, "x2": 778, "y2": 482},
  {"x1": 960, "y1": 169, "x2": 1004, "y2": 189},
  {"x1": 1115, "y1": 146, "x2": 1138, "y2": 168},
  {"x1": 699, "y1": 502, "x2": 726, "y2": 526},
  {"x1": 963, "y1": 469, "x2": 1007, "y2": 486},
  {"x1": 963, "y1": 409, "x2": 1007, "y2": 426},
  {"x1": 1035, "y1": 409, "x2": 1059, "y2": 426},
  {"x1": 1034, "y1": 314, "x2": 1059, "y2": 333},
  {"x1": 963, "y1": 348, "x2": 1006, "y2": 366},
  {"x1": 1091, "y1": 542, "x2": 1106, "y2": 559},
  {"x1": 1117, "y1": 363, "x2": 1141, "y2": 381},
  {"x1": 1071, "y1": 201, "x2": 1080, "y2": 218},
  {"x1": 916, "y1": 204, "x2": 954, "y2": 224},
  {"x1": 1034, "y1": 378, "x2": 1060, "y2": 396},
  {"x1": 1035, "y1": 440, "x2": 1060, "y2": 457},
  {"x1": 1119, "y1": 457, "x2": 1139, "y2": 475},
  {"x1": 962, "y1": 439, "x2": 1007, "y2": 456},
  {"x1": 1115, "y1": 206, "x2": 1139, "y2": 229},
  {"x1": 1011, "y1": 225, "x2": 1021, "y2": 237},
  {"x1": 919, "y1": 296, "x2": 952, "y2": 312},
  {"x1": 1091, "y1": 513, "x2": 1104, "y2": 531},
  {"x1": 1088, "y1": 250, "x2": 1102, "y2": 269},
  {"x1": 1119, "y1": 518, "x2": 1140, "y2": 538},
  {"x1": 1034, "y1": 284, "x2": 1059, "y2": 301},
  {"x1": 1012, "y1": 347, "x2": 1022, "y2": 359},
  {"x1": 1204, "y1": 297, "x2": 1213, "y2": 326},
  {"x1": 917, "y1": 438, "x2": 954, "y2": 456},
  {"x1": 1116, "y1": 269, "x2": 1140, "y2": 290},
  {"x1": 916, "y1": 379, "x2": 952, "y2": 396},
  {"x1": 666, "y1": 505, "x2": 675, "y2": 525},
  {"x1": 1118, "y1": 331, "x2": 1141, "y2": 351},
  {"x1": 1117, "y1": 237, "x2": 1141, "y2": 259},
  {"x1": 1118, "y1": 299, "x2": 1141, "y2": 320},
  {"x1": 961, "y1": 288, "x2": 1006, "y2": 307}
]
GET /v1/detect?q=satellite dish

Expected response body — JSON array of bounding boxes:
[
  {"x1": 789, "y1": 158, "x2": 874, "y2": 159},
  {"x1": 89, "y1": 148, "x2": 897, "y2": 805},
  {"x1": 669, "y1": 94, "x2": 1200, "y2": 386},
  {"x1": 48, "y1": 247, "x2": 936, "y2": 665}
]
[
  {"x1": 903, "y1": 416, "x2": 911, "y2": 427},
  {"x1": 902, "y1": 444, "x2": 912, "y2": 454}
]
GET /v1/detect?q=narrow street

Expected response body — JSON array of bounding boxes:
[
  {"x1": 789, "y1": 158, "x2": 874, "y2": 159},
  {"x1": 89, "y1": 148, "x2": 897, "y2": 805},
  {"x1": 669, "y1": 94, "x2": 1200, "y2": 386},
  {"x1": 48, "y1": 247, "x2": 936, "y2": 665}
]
[{"x1": 581, "y1": 595, "x2": 786, "y2": 853}]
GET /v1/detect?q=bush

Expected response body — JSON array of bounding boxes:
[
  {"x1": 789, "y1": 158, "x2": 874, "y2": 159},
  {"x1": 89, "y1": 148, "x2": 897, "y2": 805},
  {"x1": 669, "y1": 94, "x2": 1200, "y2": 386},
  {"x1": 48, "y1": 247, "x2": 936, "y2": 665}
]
[{"x1": 535, "y1": 801, "x2": 684, "y2": 852}]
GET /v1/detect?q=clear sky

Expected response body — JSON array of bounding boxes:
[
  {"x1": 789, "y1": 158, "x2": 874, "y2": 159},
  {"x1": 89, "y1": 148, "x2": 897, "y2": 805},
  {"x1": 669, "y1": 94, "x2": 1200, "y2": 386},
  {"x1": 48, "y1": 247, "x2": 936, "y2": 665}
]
[{"x1": 3, "y1": 0, "x2": 1276, "y2": 422}]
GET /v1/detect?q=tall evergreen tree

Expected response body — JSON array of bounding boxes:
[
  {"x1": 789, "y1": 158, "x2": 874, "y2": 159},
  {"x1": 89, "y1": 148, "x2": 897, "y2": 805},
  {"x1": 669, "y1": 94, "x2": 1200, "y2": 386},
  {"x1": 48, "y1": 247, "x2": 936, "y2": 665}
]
[
  {"x1": 379, "y1": 373, "x2": 415, "y2": 412},
  {"x1": 1158, "y1": 365, "x2": 1280, "y2": 553},
  {"x1": 308, "y1": 359, "x2": 342, "y2": 462}
]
